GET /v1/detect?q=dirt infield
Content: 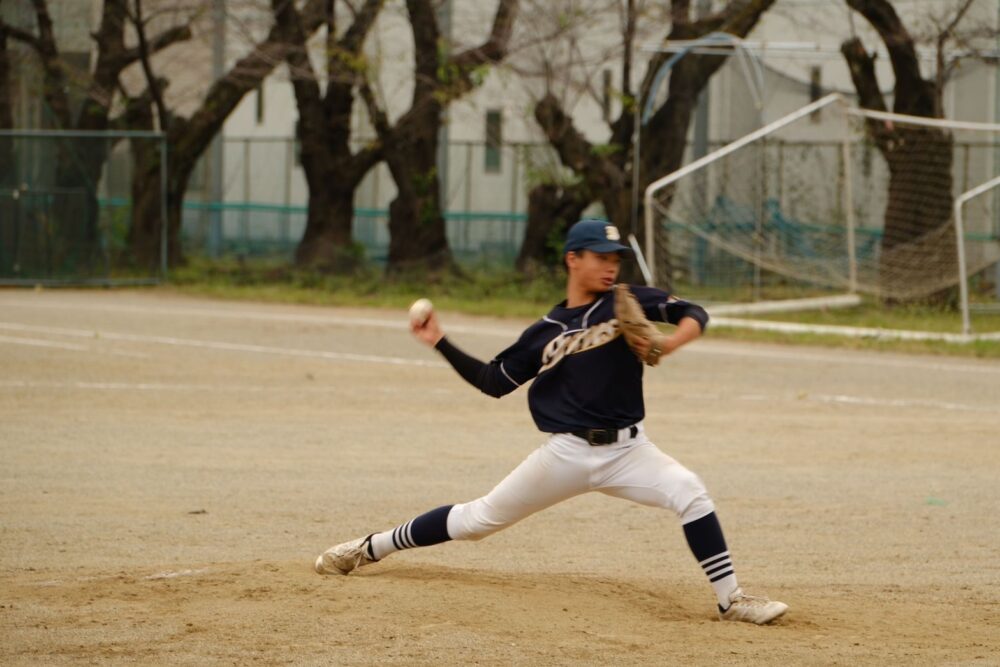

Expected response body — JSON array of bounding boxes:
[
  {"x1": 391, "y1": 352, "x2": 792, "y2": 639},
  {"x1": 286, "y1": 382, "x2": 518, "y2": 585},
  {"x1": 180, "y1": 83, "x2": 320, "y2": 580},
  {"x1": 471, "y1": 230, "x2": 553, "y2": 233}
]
[{"x1": 1, "y1": 289, "x2": 998, "y2": 666}]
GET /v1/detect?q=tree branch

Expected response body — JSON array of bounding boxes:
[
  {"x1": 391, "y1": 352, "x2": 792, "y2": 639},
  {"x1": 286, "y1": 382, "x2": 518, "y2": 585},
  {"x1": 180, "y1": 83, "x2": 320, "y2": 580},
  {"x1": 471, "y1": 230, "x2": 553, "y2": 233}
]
[
  {"x1": 0, "y1": 27, "x2": 14, "y2": 132},
  {"x1": 840, "y1": 36, "x2": 892, "y2": 152},
  {"x1": 358, "y1": 79, "x2": 390, "y2": 140},
  {"x1": 405, "y1": 0, "x2": 440, "y2": 100},
  {"x1": 934, "y1": 0, "x2": 976, "y2": 116},
  {"x1": 339, "y1": 0, "x2": 383, "y2": 53},
  {"x1": 0, "y1": 21, "x2": 42, "y2": 49},
  {"x1": 671, "y1": 0, "x2": 691, "y2": 26},
  {"x1": 452, "y1": 0, "x2": 519, "y2": 69},
  {"x1": 844, "y1": 0, "x2": 934, "y2": 116},
  {"x1": 121, "y1": 25, "x2": 193, "y2": 69},
  {"x1": 131, "y1": 0, "x2": 169, "y2": 130},
  {"x1": 21, "y1": 0, "x2": 73, "y2": 128},
  {"x1": 840, "y1": 37, "x2": 887, "y2": 112},
  {"x1": 175, "y1": 0, "x2": 327, "y2": 173},
  {"x1": 535, "y1": 92, "x2": 623, "y2": 194},
  {"x1": 274, "y1": 0, "x2": 325, "y2": 136}
]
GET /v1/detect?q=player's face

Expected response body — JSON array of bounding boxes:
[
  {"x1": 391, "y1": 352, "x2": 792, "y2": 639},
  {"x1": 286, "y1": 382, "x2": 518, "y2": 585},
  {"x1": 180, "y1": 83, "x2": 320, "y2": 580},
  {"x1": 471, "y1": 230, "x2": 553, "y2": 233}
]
[{"x1": 567, "y1": 250, "x2": 621, "y2": 294}]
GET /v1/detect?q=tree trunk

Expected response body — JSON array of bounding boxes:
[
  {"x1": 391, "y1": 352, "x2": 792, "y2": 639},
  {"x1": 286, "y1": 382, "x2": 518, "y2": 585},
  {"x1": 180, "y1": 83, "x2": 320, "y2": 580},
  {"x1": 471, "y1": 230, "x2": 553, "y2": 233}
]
[
  {"x1": 879, "y1": 127, "x2": 955, "y2": 303},
  {"x1": 385, "y1": 164, "x2": 452, "y2": 272},
  {"x1": 384, "y1": 105, "x2": 453, "y2": 272},
  {"x1": 840, "y1": 7, "x2": 957, "y2": 305},
  {"x1": 373, "y1": 0, "x2": 517, "y2": 274},
  {"x1": 128, "y1": 142, "x2": 163, "y2": 271},
  {"x1": 0, "y1": 28, "x2": 13, "y2": 186},
  {"x1": 517, "y1": 183, "x2": 590, "y2": 273},
  {"x1": 281, "y1": 0, "x2": 383, "y2": 271},
  {"x1": 52, "y1": 144, "x2": 107, "y2": 277},
  {"x1": 121, "y1": 0, "x2": 331, "y2": 269},
  {"x1": 295, "y1": 185, "x2": 358, "y2": 269}
]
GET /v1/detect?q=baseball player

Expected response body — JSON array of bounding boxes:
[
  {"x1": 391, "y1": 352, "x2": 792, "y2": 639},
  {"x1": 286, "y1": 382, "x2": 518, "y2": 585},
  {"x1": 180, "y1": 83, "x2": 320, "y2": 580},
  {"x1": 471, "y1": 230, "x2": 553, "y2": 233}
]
[{"x1": 316, "y1": 219, "x2": 788, "y2": 624}]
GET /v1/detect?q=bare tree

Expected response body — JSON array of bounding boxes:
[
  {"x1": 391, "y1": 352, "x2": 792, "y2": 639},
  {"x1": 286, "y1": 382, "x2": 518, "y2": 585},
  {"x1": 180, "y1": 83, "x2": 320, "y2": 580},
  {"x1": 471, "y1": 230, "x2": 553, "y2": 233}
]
[
  {"x1": 361, "y1": 0, "x2": 519, "y2": 274},
  {"x1": 0, "y1": 24, "x2": 15, "y2": 186},
  {"x1": 840, "y1": 0, "x2": 984, "y2": 304},
  {"x1": 126, "y1": 0, "x2": 332, "y2": 267},
  {"x1": 276, "y1": 0, "x2": 384, "y2": 269},
  {"x1": 520, "y1": 0, "x2": 775, "y2": 284},
  {"x1": 1, "y1": 0, "x2": 191, "y2": 269}
]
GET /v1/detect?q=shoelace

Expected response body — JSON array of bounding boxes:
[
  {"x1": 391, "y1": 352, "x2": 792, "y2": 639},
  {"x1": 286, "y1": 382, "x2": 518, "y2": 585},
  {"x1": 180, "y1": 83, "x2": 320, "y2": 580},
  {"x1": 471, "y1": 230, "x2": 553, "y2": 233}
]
[{"x1": 731, "y1": 593, "x2": 772, "y2": 608}]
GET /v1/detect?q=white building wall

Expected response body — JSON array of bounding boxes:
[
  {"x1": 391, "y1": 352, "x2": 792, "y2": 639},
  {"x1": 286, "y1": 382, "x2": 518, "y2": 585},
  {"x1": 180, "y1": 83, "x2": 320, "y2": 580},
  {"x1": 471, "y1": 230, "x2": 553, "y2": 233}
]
[{"x1": 214, "y1": 0, "x2": 1000, "y2": 230}]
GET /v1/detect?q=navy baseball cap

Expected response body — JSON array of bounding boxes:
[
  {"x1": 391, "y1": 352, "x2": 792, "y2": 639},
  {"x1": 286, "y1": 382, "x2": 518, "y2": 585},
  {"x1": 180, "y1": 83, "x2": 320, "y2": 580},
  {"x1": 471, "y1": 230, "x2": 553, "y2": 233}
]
[{"x1": 563, "y1": 219, "x2": 632, "y2": 254}]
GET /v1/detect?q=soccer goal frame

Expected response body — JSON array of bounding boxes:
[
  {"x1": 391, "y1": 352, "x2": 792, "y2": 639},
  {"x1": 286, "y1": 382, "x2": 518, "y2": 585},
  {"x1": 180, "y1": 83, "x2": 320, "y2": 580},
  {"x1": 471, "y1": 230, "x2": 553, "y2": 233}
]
[{"x1": 642, "y1": 94, "x2": 1000, "y2": 341}]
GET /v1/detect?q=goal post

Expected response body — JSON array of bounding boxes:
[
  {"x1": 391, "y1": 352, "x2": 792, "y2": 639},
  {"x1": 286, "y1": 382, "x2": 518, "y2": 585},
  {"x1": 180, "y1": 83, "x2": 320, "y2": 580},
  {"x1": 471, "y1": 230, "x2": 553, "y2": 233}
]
[
  {"x1": 642, "y1": 95, "x2": 1000, "y2": 330},
  {"x1": 955, "y1": 174, "x2": 1000, "y2": 335},
  {"x1": 643, "y1": 93, "x2": 851, "y2": 291}
]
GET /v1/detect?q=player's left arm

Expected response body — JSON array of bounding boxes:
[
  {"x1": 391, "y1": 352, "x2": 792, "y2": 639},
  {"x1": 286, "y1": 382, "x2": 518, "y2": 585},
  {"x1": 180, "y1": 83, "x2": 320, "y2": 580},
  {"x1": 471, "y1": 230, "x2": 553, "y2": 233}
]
[{"x1": 630, "y1": 286, "x2": 709, "y2": 359}]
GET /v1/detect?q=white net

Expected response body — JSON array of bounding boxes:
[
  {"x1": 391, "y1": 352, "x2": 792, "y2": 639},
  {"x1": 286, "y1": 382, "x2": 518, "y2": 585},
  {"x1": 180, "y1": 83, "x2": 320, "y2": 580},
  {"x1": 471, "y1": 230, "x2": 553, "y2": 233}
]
[{"x1": 646, "y1": 97, "x2": 1000, "y2": 302}]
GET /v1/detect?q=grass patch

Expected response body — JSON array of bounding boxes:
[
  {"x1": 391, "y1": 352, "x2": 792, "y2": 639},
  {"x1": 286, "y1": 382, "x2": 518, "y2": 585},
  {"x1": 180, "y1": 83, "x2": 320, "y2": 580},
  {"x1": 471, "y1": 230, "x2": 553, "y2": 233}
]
[
  {"x1": 745, "y1": 300, "x2": 1000, "y2": 334},
  {"x1": 168, "y1": 257, "x2": 565, "y2": 318},
  {"x1": 167, "y1": 259, "x2": 1000, "y2": 359},
  {"x1": 707, "y1": 326, "x2": 1000, "y2": 359}
]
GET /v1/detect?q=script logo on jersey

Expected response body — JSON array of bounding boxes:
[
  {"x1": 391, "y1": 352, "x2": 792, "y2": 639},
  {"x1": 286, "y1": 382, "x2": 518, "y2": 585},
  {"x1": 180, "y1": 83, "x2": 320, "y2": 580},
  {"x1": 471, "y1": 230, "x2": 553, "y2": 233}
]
[{"x1": 539, "y1": 321, "x2": 620, "y2": 373}]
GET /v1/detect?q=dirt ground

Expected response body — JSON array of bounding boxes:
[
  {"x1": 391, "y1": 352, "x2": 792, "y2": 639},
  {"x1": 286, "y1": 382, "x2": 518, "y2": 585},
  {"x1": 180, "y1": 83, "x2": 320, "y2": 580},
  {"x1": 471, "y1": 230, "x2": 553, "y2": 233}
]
[{"x1": 1, "y1": 289, "x2": 998, "y2": 666}]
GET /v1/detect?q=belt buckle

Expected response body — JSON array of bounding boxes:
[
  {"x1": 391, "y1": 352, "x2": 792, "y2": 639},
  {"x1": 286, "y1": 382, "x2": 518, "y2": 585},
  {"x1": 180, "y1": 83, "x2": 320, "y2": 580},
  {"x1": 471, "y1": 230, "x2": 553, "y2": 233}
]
[{"x1": 586, "y1": 428, "x2": 615, "y2": 446}]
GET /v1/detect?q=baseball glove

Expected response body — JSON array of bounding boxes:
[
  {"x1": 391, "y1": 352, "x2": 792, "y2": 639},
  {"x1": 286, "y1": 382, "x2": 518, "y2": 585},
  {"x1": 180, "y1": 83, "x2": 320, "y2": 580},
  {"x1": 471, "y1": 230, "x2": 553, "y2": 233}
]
[{"x1": 614, "y1": 283, "x2": 664, "y2": 366}]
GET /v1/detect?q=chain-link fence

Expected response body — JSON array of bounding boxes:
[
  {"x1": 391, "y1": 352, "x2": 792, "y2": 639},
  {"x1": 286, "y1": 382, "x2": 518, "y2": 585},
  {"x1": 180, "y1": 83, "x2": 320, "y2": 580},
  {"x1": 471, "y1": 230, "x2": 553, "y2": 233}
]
[
  {"x1": 177, "y1": 138, "x2": 559, "y2": 265},
  {"x1": 0, "y1": 130, "x2": 167, "y2": 285}
]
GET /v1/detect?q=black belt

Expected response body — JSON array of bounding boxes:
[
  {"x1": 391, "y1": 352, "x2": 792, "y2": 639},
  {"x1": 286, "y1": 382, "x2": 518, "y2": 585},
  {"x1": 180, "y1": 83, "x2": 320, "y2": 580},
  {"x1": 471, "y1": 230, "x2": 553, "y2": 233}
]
[{"x1": 570, "y1": 425, "x2": 639, "y2": 446}]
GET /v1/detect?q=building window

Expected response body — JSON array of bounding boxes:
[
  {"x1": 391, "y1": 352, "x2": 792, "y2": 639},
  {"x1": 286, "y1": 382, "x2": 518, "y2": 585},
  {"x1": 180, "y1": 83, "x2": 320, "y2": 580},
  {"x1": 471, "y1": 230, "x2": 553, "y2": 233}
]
[
  {"x1": 255, "y1": 84, "x2": 265, "y2": 125},
  {"x1": 809, "y1": 66, "x2": 822, "y2": 122},
  {"x1": 294, "y1": 120, "x2": 302, "y2": 166},
  {"x1": 485, "y1": 109, "x2": 502, "y2": 173},
  {"x1": 602, "y1": 69, "x2": 613, "y2": 122}
]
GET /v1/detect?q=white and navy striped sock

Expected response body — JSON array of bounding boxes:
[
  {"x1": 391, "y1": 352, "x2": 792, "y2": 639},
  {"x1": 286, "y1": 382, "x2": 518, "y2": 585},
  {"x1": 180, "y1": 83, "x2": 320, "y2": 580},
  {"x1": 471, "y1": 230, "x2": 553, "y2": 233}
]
[
  {"x1": 369, "y1": 505, "x2": 454, "y2": 561},
  {"x1": 682, "y1": 512, "x2": 739, "y2": 608},
  {"x1": 698, "y1": 550, "x2": 738, "y2": 608}
]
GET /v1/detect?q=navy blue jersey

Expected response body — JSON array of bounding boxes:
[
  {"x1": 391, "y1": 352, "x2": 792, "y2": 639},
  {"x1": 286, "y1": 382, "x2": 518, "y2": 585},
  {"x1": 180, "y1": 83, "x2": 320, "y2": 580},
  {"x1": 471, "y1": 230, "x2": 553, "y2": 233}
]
[{"x1": 485, "y1": 285, "x2": 708, "y2": 433}]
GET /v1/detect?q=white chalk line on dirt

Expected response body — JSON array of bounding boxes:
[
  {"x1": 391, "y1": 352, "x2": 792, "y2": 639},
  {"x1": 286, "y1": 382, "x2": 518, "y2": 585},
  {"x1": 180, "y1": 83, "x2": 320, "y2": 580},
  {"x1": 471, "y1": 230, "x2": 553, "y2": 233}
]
[
  {"x1": 1, "y1": 378, "x2": 992, "y2": 414},
  {"x1": 0, "y1": 321, "x2": 448, "y2": 369},
  {"x1": 30, "y1": 568, "x2": 211, "y2": 587},
  {"x1": 0, "y1": 298, "x2": 518, "y2": 338},
  {"x1": 0, "y1": 334, "x2": 89, "y2": 351},
  {"x1": 2, "y1": 298, "x2": 998, "y2": 375},
  {"x1": 0, "y1": 379, "x2": 455, "y2": 395},
  {"x1": 143, "y1": 568, "x2": 209, "y2": 581},
  {"x1": 0, "y1": 333, "x2": 149, "y2": 359},
  {"x1": 731, "y1": 392, "x2": 999, "y2": 414}
]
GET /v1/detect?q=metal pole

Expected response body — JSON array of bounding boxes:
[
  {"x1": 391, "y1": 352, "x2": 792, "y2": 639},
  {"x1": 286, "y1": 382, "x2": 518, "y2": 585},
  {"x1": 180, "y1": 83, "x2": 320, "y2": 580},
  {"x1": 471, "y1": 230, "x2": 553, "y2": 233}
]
[
  {"x1": 241, "y1": 138, "x2": 251, "y2": 254},
  {"x1": 995, "y1": 0, "x2": 1000, "y2": 301},
  {"x1": 509, "y1": 144, "x2": 519, "y2": 216},
  {"x1": 464, "y1": 142, "x2": 473, "y2": 213},
  {"x1": 631, "y1": 90, "x2": 642, "y2": 269},
  {"x1": 955, "y1": 195, "x2": 973, "y2": 337},
  {"x1": 283, "y1": 138, "x2": 293, "y2": 247},
  {"x1": 159, "y1": 136, "x2": 168, "y2": 280},
  {"x1": 436, "y1": 0, "x2": 452, "y2": 216},
  {"x1": 841, "y1": 103, "x2": 857, "y2": 293},
  {"x1": 209, "y1": 0, "x2": 225, "y2": 259},
  {"x1": 954, "y1": 174, "x2": 1000, "y2": 336}
]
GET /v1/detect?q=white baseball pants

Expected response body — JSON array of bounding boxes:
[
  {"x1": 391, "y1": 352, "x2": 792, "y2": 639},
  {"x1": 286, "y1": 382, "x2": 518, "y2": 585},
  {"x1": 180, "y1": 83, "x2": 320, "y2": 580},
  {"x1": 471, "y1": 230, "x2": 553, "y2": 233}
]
[{"x1": 446, "y1": 423, "x2": 715, "y2": 541}]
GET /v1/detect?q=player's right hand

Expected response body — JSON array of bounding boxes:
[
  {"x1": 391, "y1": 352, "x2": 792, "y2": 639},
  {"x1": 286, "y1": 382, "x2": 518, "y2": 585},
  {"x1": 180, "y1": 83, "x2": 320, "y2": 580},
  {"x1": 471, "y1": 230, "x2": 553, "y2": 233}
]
[{"x1": 411, "y1": 311, "x2": 444, "y2": 347}]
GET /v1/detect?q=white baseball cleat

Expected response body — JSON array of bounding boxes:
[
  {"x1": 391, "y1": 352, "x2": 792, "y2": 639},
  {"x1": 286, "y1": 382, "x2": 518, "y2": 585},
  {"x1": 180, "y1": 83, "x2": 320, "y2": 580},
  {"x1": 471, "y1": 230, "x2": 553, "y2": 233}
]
[
  {"x1": 314, "y1": 534, "x2": 377, "y2": 575},
  {"x1": 719, "y1": 588, "x2": 788, "y2": 625}
]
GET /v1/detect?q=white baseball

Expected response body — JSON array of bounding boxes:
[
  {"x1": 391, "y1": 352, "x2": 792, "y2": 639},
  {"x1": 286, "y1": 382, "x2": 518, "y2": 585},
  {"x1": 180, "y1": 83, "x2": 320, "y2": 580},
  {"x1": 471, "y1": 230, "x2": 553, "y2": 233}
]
[{"x1": 409, "y1": 298, "x2": 433, "y2": 326}]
